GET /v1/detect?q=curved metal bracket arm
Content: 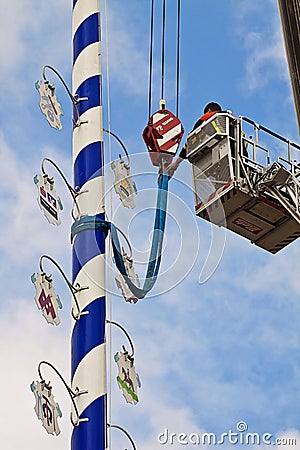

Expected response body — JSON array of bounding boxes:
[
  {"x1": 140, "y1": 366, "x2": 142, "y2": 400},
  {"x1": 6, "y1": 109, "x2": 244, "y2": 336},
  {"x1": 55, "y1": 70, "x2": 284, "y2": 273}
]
[
  {"x1": 42, "y1": 65, "x2": 86, "y2": 128},
  {"x1": 106, "y1": 320, "x2": 135, "y2": 358},
  {"x1": 108, "y1": 423, "x2": 137, "y2": 450},
  {"x1": 103, "y1": 129, "x2": 130, "y2": 167},
  {"x1": 39, "y1": 255, "x2": 89, "y2": 321},
  {"x1": 112, "y1": 224, "x2": 133, "y2": 260},
  {"x1": 41, "y1": 157, "x2": 81, "y2": 220},
  {"x1": 37, "y1": 361, "x2": 88, "y2": 427}
]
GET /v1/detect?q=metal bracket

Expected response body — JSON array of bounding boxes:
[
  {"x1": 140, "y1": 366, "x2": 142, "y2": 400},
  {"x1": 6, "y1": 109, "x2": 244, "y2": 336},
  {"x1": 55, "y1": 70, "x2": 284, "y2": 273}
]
[
  {"x1": 40, "y1": 157, "x2": 82, "y2": 220},
  {"x1": 39, "y1": 255, "x2": 89, "y2": 321},
  {"x1": 36, "y1": 361, "x2": 89, "y2": 428},
  {"x1": 74, "y1": 95, "x2": 89, "y2": 103},
  {"x1": 70, "y1": 414, "x2": 89, "y2": 427},
  {"x1": 108, "y1": 423, "x2": 137, "y2": 450},
  {"x1": 41, "y1": 65, "x2": 83, "y2": 128},
  {"x1": 106, "y1": 319, "x2": 135, "y2": 358}
]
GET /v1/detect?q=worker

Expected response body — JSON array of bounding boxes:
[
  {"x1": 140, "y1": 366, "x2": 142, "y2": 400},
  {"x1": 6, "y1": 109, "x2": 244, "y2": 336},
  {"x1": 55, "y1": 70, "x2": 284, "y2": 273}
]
[{"x1": 166, "y1": 102, "x2": 222, "y2": 177}]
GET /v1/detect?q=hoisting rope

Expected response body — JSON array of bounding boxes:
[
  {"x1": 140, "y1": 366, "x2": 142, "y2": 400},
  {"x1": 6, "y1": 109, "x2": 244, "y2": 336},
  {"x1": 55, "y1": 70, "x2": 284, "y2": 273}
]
[
  {"x1": 148, "y1": 0, "x2": 181, "y2": 117},
  {"x1": 71, "y1": 171, "x2": 169, "y2": 299},
  {"x1": 148, "y1": 0, "x2": 155, "y2": 119},
  {"x1": 161, "y1": 0, "x2": 166, "y2": 101},
  {"x1": 176, "y1": 0, "x2": 181, "y2": 117}
]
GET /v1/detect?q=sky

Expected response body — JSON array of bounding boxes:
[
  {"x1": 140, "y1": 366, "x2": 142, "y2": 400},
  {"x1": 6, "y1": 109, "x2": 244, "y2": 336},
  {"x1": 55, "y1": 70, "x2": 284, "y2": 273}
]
[{"x1": 0, "y1": 0, "x2": 300, "y2": 449}]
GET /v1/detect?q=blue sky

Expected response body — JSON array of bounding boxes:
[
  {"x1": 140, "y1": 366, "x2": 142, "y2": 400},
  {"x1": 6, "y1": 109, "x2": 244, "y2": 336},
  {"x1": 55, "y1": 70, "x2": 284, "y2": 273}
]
[{"x1": 0, "y1": 1, "x2": 300, "y2": 449}]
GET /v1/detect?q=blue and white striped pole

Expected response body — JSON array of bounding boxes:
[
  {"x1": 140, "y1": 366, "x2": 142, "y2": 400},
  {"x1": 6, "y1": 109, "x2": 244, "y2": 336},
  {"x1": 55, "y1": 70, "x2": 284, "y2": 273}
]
[{"x1": 71, "y1": 1, "x2": 106, "y2": 450}]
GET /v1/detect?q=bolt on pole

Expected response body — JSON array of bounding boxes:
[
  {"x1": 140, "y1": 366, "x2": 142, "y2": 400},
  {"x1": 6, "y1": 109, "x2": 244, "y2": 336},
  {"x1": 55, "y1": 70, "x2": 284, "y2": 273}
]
[{"x1": 71, "y1": 1, "x2": 107, "y2": 449}]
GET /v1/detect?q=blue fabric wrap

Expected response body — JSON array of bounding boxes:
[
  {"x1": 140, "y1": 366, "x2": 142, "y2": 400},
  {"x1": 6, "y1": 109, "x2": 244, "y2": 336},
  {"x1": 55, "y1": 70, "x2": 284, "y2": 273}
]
[
  {"x1": 110, "y1": 173, "x2": 169, "y2": 298},
  {"x1": 71, "y1": 173, "x2": 169, "y2": 299}
]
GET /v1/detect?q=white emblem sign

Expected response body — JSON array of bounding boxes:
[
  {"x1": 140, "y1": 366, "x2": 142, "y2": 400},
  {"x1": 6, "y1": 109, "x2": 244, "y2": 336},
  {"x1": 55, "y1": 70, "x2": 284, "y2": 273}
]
[
  {"x1": 31, "y1": 273, "x2": 62, "y2": 326},
  {"x1": 115, "y1": 250, "x2": 140, "y2": 304},
  {"x1": 34, "y1": 174, "x2": 63, "y2": 225},
  {"x1": 111, "y1": 158, "x2": 137, "y2": 208},
  {"x1": 30, "y1": 380, "x2": 62, "y2": 435},
  {"x1": 35, "y1": 80, "x2": 64, "y2": 130},
  {"x1": 114, "y1": 350, "x2": 141, "y2": 405}
]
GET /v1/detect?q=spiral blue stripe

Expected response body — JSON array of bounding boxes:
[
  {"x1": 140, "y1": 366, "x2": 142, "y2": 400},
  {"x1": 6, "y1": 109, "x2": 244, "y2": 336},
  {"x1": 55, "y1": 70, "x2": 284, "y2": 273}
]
[
  {"x1": 71, "y1": 396, "x2": 106, "y2": 450},
  {"x1": 72, "y1": 223, "x2": 106, "y2": 280},
  {"x1": 71, "y1": 297, "x2": 106, "y2": 377},
  {"x1": 74, "y1": 75, "x2": 102, "y2": 116},
  {"x1": 74, "y1": 141, "x2": 104, "y2": 188},
  {"x1": 72, "y1": 3, "x2": 106, "y2": 450},
  {"x1": 73, "y1": 13, "x2": 99, "y2": 63}
]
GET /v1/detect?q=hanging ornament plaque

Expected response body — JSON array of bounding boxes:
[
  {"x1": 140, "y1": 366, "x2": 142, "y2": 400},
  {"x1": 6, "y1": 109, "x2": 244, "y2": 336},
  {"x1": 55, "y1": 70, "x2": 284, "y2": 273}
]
[
  {"x1": 31, "y1": 272, "x2": 62, "y2": 325},
  {"x1": 35, "y1": 80, "x2": 64, "y2": 130},
  {"x1": 30, "y1": 380, "x2": 62, "y2": 435},
  {"x1": 34, "y1": 174, "x2": 63, "y2": 225},
  {"x1": 111, "y1": 158, "x2": 137, "y2": 208},
  {"x1": 115, "y1": 250, "x2": 140, "y2": 304},
  {"x1": 114, "y1": 349, "x2": 141, "y2": 405}
]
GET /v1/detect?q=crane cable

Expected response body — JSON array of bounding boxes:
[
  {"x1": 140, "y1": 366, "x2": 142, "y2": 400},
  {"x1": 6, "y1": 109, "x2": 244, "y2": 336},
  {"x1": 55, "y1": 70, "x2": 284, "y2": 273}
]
[
  {"x1": 176, "y1": 0, "x2": 181, "y2": 116},
  {"x1": 161, "y1": 0, "x2": 166, "y2": 101},
  {"x1": 148, "y1": 0, "x2": 154, "y2": 118},
  {"x1": 148, "y1": 0, "x2": 181, "y2": 117}
]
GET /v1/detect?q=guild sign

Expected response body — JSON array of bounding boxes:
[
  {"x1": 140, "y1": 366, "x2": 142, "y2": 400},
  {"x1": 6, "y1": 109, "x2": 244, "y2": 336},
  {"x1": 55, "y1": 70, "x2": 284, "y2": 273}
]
[
  {"x1": 35, "y1": 80, "x2": 64, "y2": 130},
  {"x1": 30, "y1": 380, "x2": 62, "y2": 435},
  {"x1": 31, "y1": 273, "x2": 62, "y2": 326},
  {"x1": 111, "y1": 158, "x2": 137, "y2": 209},
  {"x1": 115, "y1": 250, "x2": 140, "y2": 304},
  {"x1": 114, "y1": 349, "x2": 141, "y2": 405},
  {"x1": 34, "y1": 174, "x2": 63, "y2": 225}
]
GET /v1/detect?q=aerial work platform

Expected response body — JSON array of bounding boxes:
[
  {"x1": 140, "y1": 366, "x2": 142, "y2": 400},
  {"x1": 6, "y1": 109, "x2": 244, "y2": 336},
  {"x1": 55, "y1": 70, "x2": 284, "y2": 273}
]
[{"x1": 186, "y1": 112, "x2": 300, "y2": 253}]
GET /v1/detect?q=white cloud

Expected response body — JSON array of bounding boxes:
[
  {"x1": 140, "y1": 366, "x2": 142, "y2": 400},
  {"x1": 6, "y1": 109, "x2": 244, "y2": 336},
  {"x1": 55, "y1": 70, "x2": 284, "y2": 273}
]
[
  {"x1": 275, "y1": 429, "x2": 300, "y2": 450},
  {"x1": 235, "y1": 243, "x2": 300, "y2": 298},
  {"x1": 231, "y1": 0, "x2": 289, "y2": 92},
  {"x1": 0, "y1": 1, "x2": 70, "y2": 95},
  {"x1": 0, "y1": 131, "x2": 74, "y2": 449},
  {"x1": 0, "y1": 294, "x2": 71, "y2": 450},
  {"x1": 243, "y1": 28, "x2": 288, "y2": 91},
  {"x1": 0, "y1": 132, "x2": 72, "y2": 268}
]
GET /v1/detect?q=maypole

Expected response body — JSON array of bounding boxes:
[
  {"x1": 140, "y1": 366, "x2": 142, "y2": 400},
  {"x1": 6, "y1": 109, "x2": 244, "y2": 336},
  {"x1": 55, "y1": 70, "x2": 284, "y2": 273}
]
[
  {"x1": 71, "y1": 1, "x2": 106, "y2": 450},
  {"x1": 31, "y1": 1, "x2": 185, "y2": 448}
]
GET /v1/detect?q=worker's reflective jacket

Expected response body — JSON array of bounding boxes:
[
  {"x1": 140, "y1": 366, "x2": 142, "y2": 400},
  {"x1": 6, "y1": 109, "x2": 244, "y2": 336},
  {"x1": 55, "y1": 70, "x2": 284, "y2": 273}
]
[{"x1": 179, "y1": 110, "x2": 220, "y2": 159}]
